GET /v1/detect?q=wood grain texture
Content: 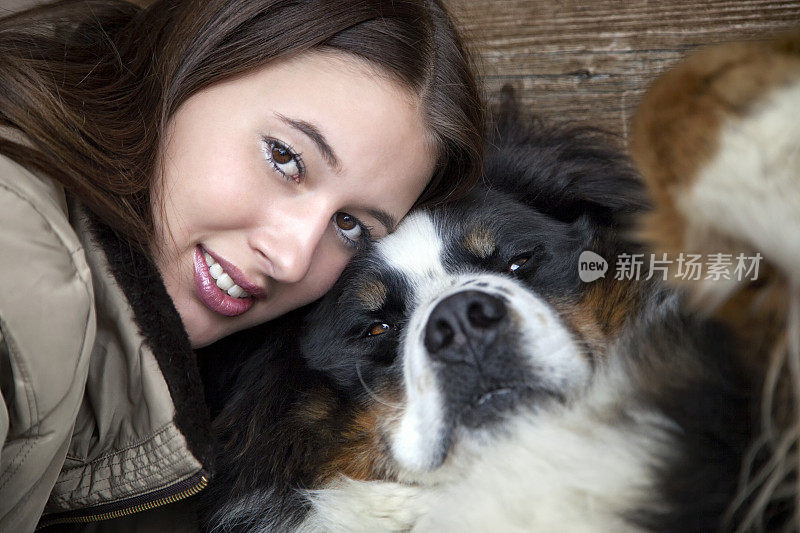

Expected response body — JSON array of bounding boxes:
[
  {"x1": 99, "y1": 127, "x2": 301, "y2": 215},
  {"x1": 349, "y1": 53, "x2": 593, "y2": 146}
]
[
  {"x1": 115, "y1": 0, "x2": 800, "y2": 137},
  {"x1": 445, "y1": 0, "x2": 800, "y2": 137}
]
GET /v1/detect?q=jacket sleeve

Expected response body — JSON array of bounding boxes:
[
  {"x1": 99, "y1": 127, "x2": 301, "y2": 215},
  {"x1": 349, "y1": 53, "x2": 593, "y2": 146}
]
[{"x1": 0, "y1": 172, "x2": 96, "y2": 531}]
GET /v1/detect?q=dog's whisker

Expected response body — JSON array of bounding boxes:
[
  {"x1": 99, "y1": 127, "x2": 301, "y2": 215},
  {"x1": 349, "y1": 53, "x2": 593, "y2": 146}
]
[{"x1": 355, "y1": 360, "x2": 403, "y2": 410}]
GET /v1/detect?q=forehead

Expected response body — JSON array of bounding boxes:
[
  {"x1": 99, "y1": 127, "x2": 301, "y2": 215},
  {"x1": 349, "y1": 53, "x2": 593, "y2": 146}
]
[
  {"x1": 272, "y1": 53, "x2": 437, "y2": 230},
  {"x1": 345, "y1": 191, "x2": 587, "y2": 310},
  {"x1": 175, "y1": 50, "x2": 438, "y2": 231},
  {"x1": 377, "y1": 211, "x2": 446, "y2": 279}
]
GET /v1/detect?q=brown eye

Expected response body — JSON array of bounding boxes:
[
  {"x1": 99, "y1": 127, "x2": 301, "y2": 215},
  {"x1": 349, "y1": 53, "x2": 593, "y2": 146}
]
[
  {"x1": 264, "y1": 138, "x2": 303, "y2": 182},
  {"x1": 508, "y1": 255, "x2": 529, "y2": 272},
  {"x1": 272, "y1": 145, "x2": 292, "y2": 164},
  {"x1": 334, "y1": 212, "x2": 367, "y2": 249},
  {"x1": 335, "y1": 212, "x2": 356, "y2": 231},
  {"x1": 367, "y1": 323, "x2": 391, "y2": 337}
]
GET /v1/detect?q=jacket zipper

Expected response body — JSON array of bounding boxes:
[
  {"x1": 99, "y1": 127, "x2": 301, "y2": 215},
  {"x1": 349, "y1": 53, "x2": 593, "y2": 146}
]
[{"x1": 36, "y1": 470, "x2": 209, "y2": 529}]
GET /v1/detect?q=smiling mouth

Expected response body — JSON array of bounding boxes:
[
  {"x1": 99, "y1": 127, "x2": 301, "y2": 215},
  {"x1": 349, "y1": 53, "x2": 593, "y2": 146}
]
[
  {"x1": 204, "y1": 251, "x2": 251, "y2": 298},
  {"x1": 193, "y1": 246, "x2": 257, "y2": 317}
]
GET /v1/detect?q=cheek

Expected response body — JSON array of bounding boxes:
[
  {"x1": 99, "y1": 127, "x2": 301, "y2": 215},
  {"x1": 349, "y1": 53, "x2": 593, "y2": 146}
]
[
  {"x1": 156, "y1": 135, "x2": 266, "y2": 233},
  {"x1": 306, "y1": 238, "x2": 354, "y2": 298}
]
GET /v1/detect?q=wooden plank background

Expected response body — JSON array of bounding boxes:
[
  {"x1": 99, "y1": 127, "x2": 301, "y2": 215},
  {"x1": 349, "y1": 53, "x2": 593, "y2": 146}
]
[
  {"x1": 104, "y1": 0, "x2": 800, "y2": 137},
  {"x1": 446, "y1": 0, "x2": 800, "y2": 137}
]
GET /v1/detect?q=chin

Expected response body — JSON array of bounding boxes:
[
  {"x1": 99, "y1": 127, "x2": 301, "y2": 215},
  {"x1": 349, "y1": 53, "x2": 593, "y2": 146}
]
[
  {"x1": 181, "y1": 305, "x2": 224, "y2": 349},
  {"x1": 198, "y1": 91, "x2": 775, "y2": 532}
]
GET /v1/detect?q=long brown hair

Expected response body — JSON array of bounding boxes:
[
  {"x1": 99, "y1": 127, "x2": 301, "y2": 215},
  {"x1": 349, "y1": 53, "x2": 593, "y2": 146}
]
[{"x1": 0, "y1": 0, "x2": 483, "y2": 254}]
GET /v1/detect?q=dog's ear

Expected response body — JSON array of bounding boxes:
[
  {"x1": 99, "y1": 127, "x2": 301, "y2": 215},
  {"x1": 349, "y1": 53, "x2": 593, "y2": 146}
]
[
  {"x1": 495, "y1": 84, "x2": 523, "y2": 136},
  {"x1": 485, "y1": 86, "x2": 648, "y2": 228}
]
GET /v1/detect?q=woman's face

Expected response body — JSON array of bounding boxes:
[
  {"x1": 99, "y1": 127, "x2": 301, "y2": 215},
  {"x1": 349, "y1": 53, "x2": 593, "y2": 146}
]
[{"x1": 152, "y1": 51, "x2": 436, "y2": 348}]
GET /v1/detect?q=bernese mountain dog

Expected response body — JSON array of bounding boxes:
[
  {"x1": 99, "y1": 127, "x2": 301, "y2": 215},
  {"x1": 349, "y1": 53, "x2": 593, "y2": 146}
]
[{"x1": 199, "y1": 34, "x2": 800, "y2": 531}]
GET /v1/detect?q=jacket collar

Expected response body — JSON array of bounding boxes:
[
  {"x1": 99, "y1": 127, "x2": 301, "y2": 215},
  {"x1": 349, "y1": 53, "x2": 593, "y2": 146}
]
[{"x1": 85, "y1": 211, "x2": 216, "y2": 473}]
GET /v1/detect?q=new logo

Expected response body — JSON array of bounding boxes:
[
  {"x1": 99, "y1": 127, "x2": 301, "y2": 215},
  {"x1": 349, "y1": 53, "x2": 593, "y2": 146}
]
[{"x1": 578, "y1": 251, "x2": 608, "y2": 282}]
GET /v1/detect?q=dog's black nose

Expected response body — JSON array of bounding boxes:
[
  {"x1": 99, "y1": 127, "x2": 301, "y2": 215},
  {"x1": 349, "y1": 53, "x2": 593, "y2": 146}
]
[{"x1": 424, "y1": 290, "x2": 507, "y2": 356}]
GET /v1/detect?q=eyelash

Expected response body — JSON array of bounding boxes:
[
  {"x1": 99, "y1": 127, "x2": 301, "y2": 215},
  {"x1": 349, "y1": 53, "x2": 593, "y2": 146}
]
[
  {"x1": 262, "y1": 137, "x2": 306, "y2": 183},
  {"x1": 334, "y1": 214, "x2": 374, "y2": 251}
]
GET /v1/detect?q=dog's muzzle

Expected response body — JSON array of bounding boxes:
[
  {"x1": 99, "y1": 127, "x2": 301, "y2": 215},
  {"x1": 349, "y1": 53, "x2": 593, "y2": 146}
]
[{"x1": 421, "y1": 289, "x2": 532, "y2": 429}]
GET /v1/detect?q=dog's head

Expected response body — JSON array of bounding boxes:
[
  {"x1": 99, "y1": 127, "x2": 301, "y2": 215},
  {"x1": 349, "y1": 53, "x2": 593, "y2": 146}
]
[{"x1": 299, "y1": 107, "x2": 648, "y2": 475}]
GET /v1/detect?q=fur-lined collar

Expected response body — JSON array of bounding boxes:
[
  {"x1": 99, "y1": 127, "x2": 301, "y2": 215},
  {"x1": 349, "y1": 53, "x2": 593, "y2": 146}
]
[{"x1": 86, "y1": 212, "x2": 216, "y2": 474}]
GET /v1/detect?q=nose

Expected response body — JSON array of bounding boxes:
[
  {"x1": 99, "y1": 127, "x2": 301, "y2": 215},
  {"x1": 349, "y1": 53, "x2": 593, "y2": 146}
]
[
  {"x1": 424, "y1": 290, "x2": 507, "y2": 358},
  {"x1": 258, "y1": 206, "x2": 331, "y2": 284}
]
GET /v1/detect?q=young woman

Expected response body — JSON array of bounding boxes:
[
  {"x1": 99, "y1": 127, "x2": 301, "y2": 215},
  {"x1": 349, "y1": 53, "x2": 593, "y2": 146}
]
[{"x1": 0, "y1": 0, "x2": 483, "y2": 530}]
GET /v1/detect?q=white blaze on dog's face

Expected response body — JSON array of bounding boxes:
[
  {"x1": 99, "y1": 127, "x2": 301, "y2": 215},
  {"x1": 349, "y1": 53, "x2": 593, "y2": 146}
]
[{"x1": 374, "y1": 210, "x2": 592, "y2": 473}]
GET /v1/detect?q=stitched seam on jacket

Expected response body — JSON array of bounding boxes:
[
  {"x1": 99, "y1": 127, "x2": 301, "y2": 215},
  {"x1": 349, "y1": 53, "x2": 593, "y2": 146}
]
[
  {"x1": 53, "y1": 429, "x2": 180, "y2": 487},
  {"x1": 56, "y1": 438, "x2": 182, "y2": 490},
  {"x1": 0, "y1": 323, "x2": 38, "y2": 493},
  {"x1": 50, "y1": 438, "x2": 192, "y2": 505},
  {"x1": 0, "y1": 438, "x2": 35, "y2": 493},
  {"x1": 57, "y1": 422, "x2": 175, "y2": 474},
  {"x1": 53, "y1": 441, "x2": 183, "y2": 499},
  {"x1": 0, "y1": 318, "x2": 38, "y2": 437},
  {"x1": 51, "y1": 468, "x2": 198, "y2": 510}
]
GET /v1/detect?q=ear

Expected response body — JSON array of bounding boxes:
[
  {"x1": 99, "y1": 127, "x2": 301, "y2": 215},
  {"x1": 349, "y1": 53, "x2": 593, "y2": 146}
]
[
  {"x1": 494, "y1": 84, "x2": 524, "y2": 136},
  {"x1": 485, "y1": 85, "x2": 648, "y2": 227}
]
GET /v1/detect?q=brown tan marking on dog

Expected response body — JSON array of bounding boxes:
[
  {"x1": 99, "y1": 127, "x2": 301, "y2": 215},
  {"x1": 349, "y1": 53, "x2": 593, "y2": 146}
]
[
  {"x1": 561, "y1": 277, "x2": 645, "y2": 358},
  {"x1": 710, "y1": 264, "x2": 790, "y2": 371},
  {"x1": 356, "y1": 278, "x2": 389, "y2": 312},
  {"x1": 296, "y1": 389, "x2": 337, "y2": 423},
  {"x1": 462, "y1": 225, "x2": 496, "y2": 259},
  {"x1": 314, "y1": 385, "x2": 403, "y2": 485}
]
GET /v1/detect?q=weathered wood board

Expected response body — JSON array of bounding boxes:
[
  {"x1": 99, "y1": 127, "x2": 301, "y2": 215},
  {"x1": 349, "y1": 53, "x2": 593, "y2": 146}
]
[{"x1": 446, "y1": 0, "x2": 800, "y2": 136}]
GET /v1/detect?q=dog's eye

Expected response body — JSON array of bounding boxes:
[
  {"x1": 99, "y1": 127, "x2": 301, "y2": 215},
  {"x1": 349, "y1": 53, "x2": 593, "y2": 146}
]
[
  {"x1": 365, "y1": 322, "x2": 392, "y2": 337},
  {"x1": 508, "y1": 255, "x2": 530, "y2": 273}
]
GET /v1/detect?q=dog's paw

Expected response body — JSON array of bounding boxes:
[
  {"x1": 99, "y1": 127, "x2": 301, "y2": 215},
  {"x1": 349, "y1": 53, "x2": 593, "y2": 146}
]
[{"x1": 298, "y1": 478, "x2": 429, "y2": 532}]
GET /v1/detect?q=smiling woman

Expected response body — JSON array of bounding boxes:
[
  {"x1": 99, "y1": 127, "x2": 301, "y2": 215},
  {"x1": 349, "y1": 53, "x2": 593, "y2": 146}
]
[
  {"x1": 155, "y1": 52, "x2": 437, "y2": 347},
  {"x1": 0, "y1": 0, "x2": 482, "y2": 530}
]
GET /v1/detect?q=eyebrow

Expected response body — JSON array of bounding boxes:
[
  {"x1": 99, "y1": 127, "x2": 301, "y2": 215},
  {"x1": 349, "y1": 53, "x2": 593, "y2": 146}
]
[
  {"x1": 366, "y1": 208, "x2": 398, "y2": 235},
  {"x1": 275, "y1": 113, "x2": 341, "y2": 171}
]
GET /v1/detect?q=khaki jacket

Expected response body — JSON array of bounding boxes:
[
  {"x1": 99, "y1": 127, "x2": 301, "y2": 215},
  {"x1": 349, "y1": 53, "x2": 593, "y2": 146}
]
[{"x1": 0, "y1": 150, "x2": 214, "y2": 532}]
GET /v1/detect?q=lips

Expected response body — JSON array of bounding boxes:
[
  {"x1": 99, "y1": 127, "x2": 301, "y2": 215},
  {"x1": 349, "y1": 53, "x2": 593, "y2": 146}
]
[
  {"x1": 204, "y1": 247, "x2": 267, "y2": 298},
  {"x1": 193, "y1": 246, "x2": 259, "y2": 317}
]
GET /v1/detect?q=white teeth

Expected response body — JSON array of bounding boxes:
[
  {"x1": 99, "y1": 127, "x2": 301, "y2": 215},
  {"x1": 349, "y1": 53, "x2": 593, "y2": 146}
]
[
  {"x1": 227, "y1": 285, "x2": 246, "y2": 298},
  {"x1": 216, "y1": 273, "x2": 235, "y2": 291},
  {"x1": 203, "y1": 251, "x2": 251, "y2": 299},
  {"x1": 209, "y1": 263, "x2": 223, "y2": 279}
]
